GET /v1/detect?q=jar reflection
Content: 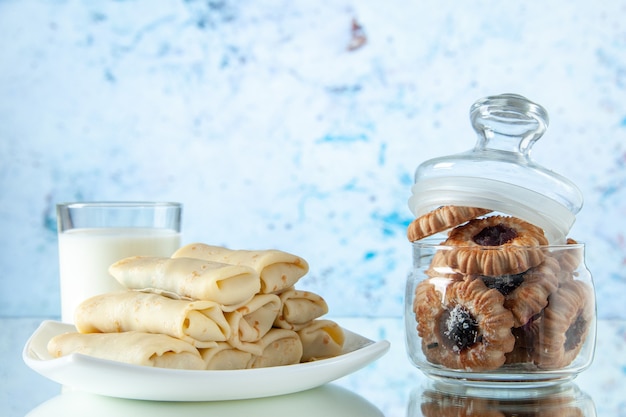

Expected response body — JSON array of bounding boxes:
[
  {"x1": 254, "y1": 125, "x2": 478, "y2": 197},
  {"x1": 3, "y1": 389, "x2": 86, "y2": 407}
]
[{"x1": 407, "y1": 381, "x2": 596, "y2": 417}]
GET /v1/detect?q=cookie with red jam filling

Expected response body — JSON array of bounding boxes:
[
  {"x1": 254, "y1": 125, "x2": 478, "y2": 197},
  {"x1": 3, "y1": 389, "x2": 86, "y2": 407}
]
[
  {"x1": 414, "y1": 276, "x2": 515, "y2": 371},
  {"x1": 442, "y1": 216, "x2": 548, "y2": 276}
]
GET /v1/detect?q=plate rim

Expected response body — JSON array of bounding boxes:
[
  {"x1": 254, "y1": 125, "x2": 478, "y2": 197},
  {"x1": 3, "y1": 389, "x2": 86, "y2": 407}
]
[{"x1": 23, "y1": 319, "x2": 390, "y2": 401}]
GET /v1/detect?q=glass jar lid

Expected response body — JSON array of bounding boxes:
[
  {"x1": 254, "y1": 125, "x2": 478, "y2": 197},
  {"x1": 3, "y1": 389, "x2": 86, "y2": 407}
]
[{"x1": 407, "y1": 93, "x2": 583, "y2": 243}]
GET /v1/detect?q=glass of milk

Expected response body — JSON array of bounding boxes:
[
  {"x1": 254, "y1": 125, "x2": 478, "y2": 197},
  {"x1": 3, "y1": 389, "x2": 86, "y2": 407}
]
[{"x1": 56, "y1": 202, "x2": 182, "y2": 323}]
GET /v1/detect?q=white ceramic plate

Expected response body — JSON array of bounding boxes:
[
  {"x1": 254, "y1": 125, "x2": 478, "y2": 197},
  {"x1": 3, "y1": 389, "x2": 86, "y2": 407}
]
[{"x1": 23, "y1": 320, "x2": 390, "y2": 401}]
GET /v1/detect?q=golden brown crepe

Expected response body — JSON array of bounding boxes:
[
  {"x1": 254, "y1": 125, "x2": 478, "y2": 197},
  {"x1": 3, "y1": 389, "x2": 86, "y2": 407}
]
[
  {"x1": 297, "y1": 320, "x2": 345, "y2": 362},
  {"x1": 199, "y1": 342, "x2": 254, "y2": 370},
  {"x1": 225, "y1": 293, "x2": 281, "y2": 354},
  {"x1": 47, "y1": 331, "x2": 205, "y2": 370},
  {"x1": 172, "y1": 243, "x2": 309, "y2": 293},
  {"x1": 109, "y1": 256, "x2": 260, "y2": 307},
  {"x1": 74, "y1": 291, "x2": 230, "y2": 348},
  {"x1": 273, "y1": 288, "x2": 329, "y2": 331},
  {"x1": 248, "y1": 328, "x2": 303, "y2": 368}
]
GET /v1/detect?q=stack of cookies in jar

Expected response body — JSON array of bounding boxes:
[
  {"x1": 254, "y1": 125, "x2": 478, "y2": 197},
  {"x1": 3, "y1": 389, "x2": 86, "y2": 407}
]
[{"x1": 406, "y1": 205, "x2": 594, "y2": 372}]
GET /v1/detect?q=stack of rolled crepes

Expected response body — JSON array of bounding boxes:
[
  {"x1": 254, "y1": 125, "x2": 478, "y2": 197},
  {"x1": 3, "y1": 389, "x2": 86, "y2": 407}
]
[{"x1": 47, "y1": 243, "x2": 345, "y2": 370}]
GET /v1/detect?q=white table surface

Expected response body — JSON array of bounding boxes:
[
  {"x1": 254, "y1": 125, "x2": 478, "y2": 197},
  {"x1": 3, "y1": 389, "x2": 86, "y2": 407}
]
[{"x1": 3, "y1": 317, "x2": 625, "y2": 417}]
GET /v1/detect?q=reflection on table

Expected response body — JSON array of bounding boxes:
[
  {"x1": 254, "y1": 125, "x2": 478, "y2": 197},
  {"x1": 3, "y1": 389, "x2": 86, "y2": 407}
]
[
  {"x1": 408, "y1": 381, "x2": 595, "y2": 417},
  {"x1": 26, "y1": 383, "x2": 383, "y2": 417},
  {"x1": 26, "y1": 380, "x2": 598, "y2": 417}
]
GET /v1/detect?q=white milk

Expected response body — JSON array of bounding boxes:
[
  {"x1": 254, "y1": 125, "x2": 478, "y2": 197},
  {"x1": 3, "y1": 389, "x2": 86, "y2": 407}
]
[{"x1": 58, "y1": 227, "x2": 181, "y2": 323}]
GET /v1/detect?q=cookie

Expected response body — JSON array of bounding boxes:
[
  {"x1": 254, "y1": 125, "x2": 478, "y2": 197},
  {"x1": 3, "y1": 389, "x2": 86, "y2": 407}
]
[
  {"x1": 531, "y1": 280, "x2": 594, "y2": 369},
  {"x1": 442, "y1": 216, "x2": 548, "y2": 276},
  {"x1": 479, "y1": 256, "x2": 561, "y2": 327},
  {"x1": 407, "y1": 206, "x2": 491, "y2": 242},
  {"x1": 414, "y1": 277, "x2": 515, "y2": 371}
]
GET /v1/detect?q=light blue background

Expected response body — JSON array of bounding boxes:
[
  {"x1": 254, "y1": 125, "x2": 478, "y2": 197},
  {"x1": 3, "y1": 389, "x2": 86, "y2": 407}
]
[{"x1": 1, "y1": 0, "x2": 625, "y2": 319}]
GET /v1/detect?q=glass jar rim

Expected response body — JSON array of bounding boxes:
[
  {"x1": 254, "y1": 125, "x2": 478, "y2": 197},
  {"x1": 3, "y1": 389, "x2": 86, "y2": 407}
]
[
  {"x1": 57, "y1": 201, "x2": 182, "y2": 209},
  {"x1": 411, "y1": 237, "x2": 584, "y2": 250}
]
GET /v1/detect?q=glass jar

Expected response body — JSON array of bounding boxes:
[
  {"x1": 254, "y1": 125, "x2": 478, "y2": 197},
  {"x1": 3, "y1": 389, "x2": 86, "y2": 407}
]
[
  {"x1": 405, "y1": 239, "x2": 596, "y2": 387},
  {"x1": 404, "y1": 94, "x2": 596, "y2": 387}
]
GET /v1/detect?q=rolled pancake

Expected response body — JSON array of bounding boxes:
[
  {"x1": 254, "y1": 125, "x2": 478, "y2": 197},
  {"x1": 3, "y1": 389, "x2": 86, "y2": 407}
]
[
  {"x1": 74, "y1": 291, "x2": 230, "y2": 348},
  {"x1": 225, "y1": 294, "x2": 281, "y2": 354},
  {"x1": 47, "y1": 331, "x2": 205, "y2": 370},
  {"x1": 297, "y1": 320, "x2": 345, "y2": 362},
  {"x1": 248, "y1": 328, "x2": 303, "y2": 368},
  {"x1": 274, "y1": 288, "x2": 329, "y2": 331},
  {"x1": 200, "y1": 342, "x2": 254, "y2": 370},
  {"x1": 109, "y1": 256, "x2": 260, "y2": 307},
  {"x1": 173, "y1": 243, "x2": 309, "y2": 293}
]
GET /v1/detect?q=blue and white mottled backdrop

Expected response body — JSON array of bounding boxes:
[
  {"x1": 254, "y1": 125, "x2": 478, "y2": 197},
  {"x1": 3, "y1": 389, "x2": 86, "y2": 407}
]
[{"x1": 1, "y1": 0, "x2": 625, "y2": 319}]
